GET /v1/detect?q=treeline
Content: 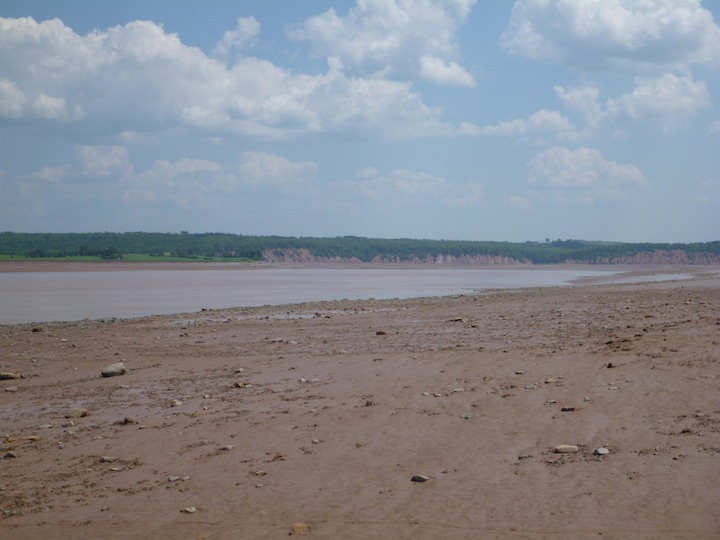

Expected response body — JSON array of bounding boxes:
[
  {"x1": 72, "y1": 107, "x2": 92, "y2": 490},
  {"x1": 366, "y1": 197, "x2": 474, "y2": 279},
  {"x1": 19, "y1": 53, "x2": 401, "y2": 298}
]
[{"x1": 0, "y1": 232, "x2": 718, "y2": 264}]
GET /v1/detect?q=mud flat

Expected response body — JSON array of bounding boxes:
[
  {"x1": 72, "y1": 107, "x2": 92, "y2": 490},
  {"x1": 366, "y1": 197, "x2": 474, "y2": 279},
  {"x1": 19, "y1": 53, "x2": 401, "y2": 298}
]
[{"x1": 1, "y1": 271, "x2": 718, "y2": 539}]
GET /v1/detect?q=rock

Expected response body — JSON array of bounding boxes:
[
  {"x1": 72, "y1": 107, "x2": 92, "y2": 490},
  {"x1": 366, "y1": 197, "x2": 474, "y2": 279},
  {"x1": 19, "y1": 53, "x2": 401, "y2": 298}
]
[
  {"x1": 3, "y1": 451, "x2": 18, "y2": 459},
  {"x1": 181, "y1": 506, "x2": 197, "y2": 514},
  {"x1": 461, "y1": 413, "x2": 476, "y2": 420},
  {"x1": 561, "y1": 407, "x2": 575, "y2": 412},
  {"x1": 0, "y1": 372, "x2": 20, "y2": 380},
  {"x1": 524, "y1": 384, "x2": 538, "y2": 390},
  {"x1": 65, "y1": 408, "x2": 88, "y2": 418},
  {"x1": 554, "y1": 445, "x2": 579, "y2": 453},
  {"x1": 411, "y1": 475, "x2": 431, "y2": 482},
  {"x1": 4, "y1": 386, "x2": 19, "y2": 393},
  {"x1": 376, "y1": 330, "x2": 386, "y2": 335},
  {"x1": 219, "y1": 445, "x2": 235, "y2": 451},
  {"x1": 234, "y1": 381, "x2": 247, "y2": 388},
  {"x1": 37, "y1": 423, "x2": 53, "y2": 430},
  {"x1": 594, "y1": 447, "x2": 610, "y2": 456},
  {"x1": 32, "y1": 326, "x2": 44, "y2": 333},
  {"x1": 101, "y1": 362, "x2": 126, "y2": 378},
  {"x1": 290, "y1": 522, "x2": 311, "y2": 535},
  {"x1": 99, "y1": 456, "x2": 117, "y2": 463},
  {"x1": 170, "y1": 400, "x2": 183, "y2": 407},
  {"x1": 515, "y1": 370, "x2": 524, "y2": 375}
]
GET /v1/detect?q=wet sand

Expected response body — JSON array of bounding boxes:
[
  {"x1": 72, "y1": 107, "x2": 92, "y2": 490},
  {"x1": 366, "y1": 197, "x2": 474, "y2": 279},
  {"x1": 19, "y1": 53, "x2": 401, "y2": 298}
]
[{"x1": 1, "y1": 269, "x2": 718, "y2": 539}]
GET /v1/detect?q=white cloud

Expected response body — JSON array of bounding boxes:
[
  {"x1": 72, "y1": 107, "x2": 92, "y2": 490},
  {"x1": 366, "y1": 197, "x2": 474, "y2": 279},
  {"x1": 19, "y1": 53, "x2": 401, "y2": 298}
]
[
  {"x1": 237, "y1": 152, "x2": 317, "y2": 192},
  {"x1": 526, "y1": 146, "x2": 646, "y2": 204},
  {"x1": 75, "y1": 145, "x2": 131, "y2": 178},
  {"x1": 501, "y1": 0, "x2": 720, "y2": 72},
  {"x1": 0, "y1": 78, "x2": 26, "y2": 118},
  {"x1": 606, "y1": 73, "x2": 711, "y2": 131},
  {"x1": 25, "y1": 164, "x2": 71, "y2": 183},
  {"x1": 419, "y1": 56, "x2": 475, "y2": 87},
  {"x1": 555, "y1": 74, "x2": 712, "y2": 133},
  {"x1": 0, "y1": 16, "x2": 451, "y2": 141},
  {"x1": 287, "y1": 0, "x2": 476, "y2": 86},
  {"x1": 506, "y1": 195, "x2": 532, "y2": 209},
  {"x1": 337, "y1": 167, "x2": 483, "y2": 207},
  {"x1": 462, "y1": 109, "x2": 580, "y2": 143},
  {"x1": 122, "y1": 158, "x2": 235, "y2": 208},
  {"x1": 709, "y1": 120, "x2": 720, "y2": 135},
  {"x1": 213, "y1": 17, "x2": 260, "y2": 60}
]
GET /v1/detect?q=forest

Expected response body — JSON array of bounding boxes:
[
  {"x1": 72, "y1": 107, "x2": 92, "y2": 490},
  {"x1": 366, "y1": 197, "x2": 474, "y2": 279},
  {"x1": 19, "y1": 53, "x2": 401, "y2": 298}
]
[{"x1": 0, "y1": 231, "x2": 718, "y2": 265}]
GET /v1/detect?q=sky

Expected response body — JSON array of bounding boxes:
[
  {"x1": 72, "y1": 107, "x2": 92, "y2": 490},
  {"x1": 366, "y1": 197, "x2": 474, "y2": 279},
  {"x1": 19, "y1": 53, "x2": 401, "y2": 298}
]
[{"x1": 0, "y1": 0, "x2": 718, "y2": 243}]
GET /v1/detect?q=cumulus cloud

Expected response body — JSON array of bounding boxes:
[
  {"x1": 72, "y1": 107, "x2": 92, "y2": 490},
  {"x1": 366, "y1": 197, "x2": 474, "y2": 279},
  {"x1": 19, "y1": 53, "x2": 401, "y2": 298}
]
[
  {"x1": 287, "y1": 0, "x2": 476, "y2": 86},
  {"x1": 0, "y1": 16, "x2": 450, "y2": 140},
  {"x1": 75, "y1": 145, "x2": 131, "y2": 178},
  {"x1": 526, "y1": 146, "x2": 646, "y2": 204},
  {"x1": 555, "y1": 73, "x2": 712, "y2": 132},
  {"x1": 213, "y1": 17, "x2": 261, "y2": 60},
  {"x1": 461, "y1": 109, "x2": 581, "y2": 143},
  {"x1": 237, "y1": 152, "x2": 317, "y2": 192},
  {"x1": 337, "y1": 167, "x2": 483, "y2": 207},
  {"x1": 501, "y1": 0, "x2": 720, "y2": 72},
  {"x1": 25, "y1": 164, "x2": 71, "y2": 183}
]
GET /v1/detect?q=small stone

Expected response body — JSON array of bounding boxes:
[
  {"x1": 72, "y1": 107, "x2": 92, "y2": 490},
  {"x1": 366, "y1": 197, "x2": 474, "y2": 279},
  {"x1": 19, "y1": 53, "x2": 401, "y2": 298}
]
[
  {"x1": 181, "y1": 506, "x2": 197, "y2": 514},
  {"x1": 583, "y1": 396, "x2": 591, "y2": 402},
  {"x1": 38, "y1": 423, "x2": 53, "y2": 430},
  {"x1": 235, "y1": 368, "x2": 245, "y2": 374},
  {"x1": 32, "y1": 326, "x2": 44, "y2": 333},
  {"x1": 234, "y1": 381, "x2": 247, "y2": 388},
  {"x1": 99, "y1": 456, "x2": 117, "y2": 463},
  {"x1": 290, "y1": 522, "x2": 311, "y2": 535},
  {"x1": 593, "y1": 447, "x2": 610, "y2": 456},
  {"x1": 376, "y1": 330, "x2": 386, "y2": 335},
  {"x1": 461, "y1": 413, "x2": 476, "y2": 420},
  {"x1": 65, "y1": 408, "x2": 88, "y2": 419},
  {"x1": 3, "y1": 451, "x2": 18, "y2": 459},
  {"x1": 0, "y1": 372, "x2": 20, "y2": 380},
  {"x1": 607, "y1": 363, "x2": 614, "y2": 368},
  {"x1": 515, "y1": 370, "x2": 524, "y2": 375},
  {"x1": 561, "y1": 407, "x2": 575, "y2": 412},
  {"x1": 170, "y1": 400, "x2": 183, "y2": 407},
  {"x1": 101, "y1": 362, "x2": 126, "y2": 378},
  {"x1": 168, "y1": 476, "x2": 180, "y2": 482},
  {"x1": 524, "y1": 384, "x2": 538, "y2": 390},
  {"x1": 411, "y1": 475, "x2": 431, "y2": 482},
  {"x1": 219, "y1": 445, "x2": 235, "y2": 451},
  {"x1": 554, "y1": 445, "x2": 579, "y2": 453},
  {"x1": 4, "y1": 386, "x2": 19, "y2": 393}
]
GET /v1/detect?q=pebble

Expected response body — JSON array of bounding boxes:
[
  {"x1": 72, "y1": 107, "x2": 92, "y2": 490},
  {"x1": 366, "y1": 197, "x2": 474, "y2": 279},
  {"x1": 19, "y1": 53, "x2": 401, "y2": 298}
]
[
  {"x1": 101, "y1": 362, "x2": 126, "y2": 378},
  {"x1": 4, "y1": 386, "x2": 19, "y2": 393},
  {"x1": 3, "y1": 451, "x2": 18, "y2": 459},
  {"x1": 594, "y1": 447, "x2": 610, "y2": 456},
  {"x1": 411, "y1": 475, "x2": 431, "y2": 482},
  {"x1": 181, "y1": 506, "x2": 197, "y2": 514},
  {"x1": 99, "y1": 456, "x2": 117, "y2": 463},
  {"x1": 0, "y1": 372, "x2": 20, "y2": 380},
  {"x1": 170, "y1": 400, "x2": 183, "y2": 407},
  {"x1": 290, "y1": 523, "x2": 311, "y2": 535},
  {"x1": 561, "y1": 407, "x2": 575, "y2": 412},
  {"x1": 515, "y1": 370, "x2": 524, "y2": 375},
  {"x1": 38, "y1": 423, "x2": 53, "y2": 430},
  {"x1": 524, "y1": 384, "x2": 538, "y2": 390},
  {"x1": 219, "y1": 445, "x2": 235, "y2": 451},
  {"x1": 554, "y1": 445, "x2": 579, "y2": 453},
  {"x1": 65, "y1": 408, "x2": 88, "y2": 418},
  {"x1": 461, "y1": 413, "x2": 476, "y2": 420}
]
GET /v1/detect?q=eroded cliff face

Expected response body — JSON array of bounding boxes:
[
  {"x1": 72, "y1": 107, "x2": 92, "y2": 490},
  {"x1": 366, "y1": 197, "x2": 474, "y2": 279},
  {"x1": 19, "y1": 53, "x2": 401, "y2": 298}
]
[{"x1": 263, "y1": 248, "x2": 719, "y2": 265}]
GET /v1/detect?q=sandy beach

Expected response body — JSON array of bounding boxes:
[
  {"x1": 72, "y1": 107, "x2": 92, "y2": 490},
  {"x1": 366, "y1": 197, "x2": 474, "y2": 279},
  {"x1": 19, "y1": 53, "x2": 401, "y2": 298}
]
[{"x1": 1, "y1": 269, "x2": 718, "y2": 539}]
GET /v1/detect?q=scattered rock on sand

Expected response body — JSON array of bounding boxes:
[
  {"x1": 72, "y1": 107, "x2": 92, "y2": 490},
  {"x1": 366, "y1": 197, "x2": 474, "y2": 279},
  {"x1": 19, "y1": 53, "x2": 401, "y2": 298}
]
[
  {"x1": 65, "y1": 408, "x2": 88, "y2": 418},
  {"x1": 411, "y1": 475, "x2": 431, "y2": 482},
  {"x1": 181, "y1": 506, "x2": 197, "y2": 514},
  {"x1": 594, "y1": 447, "x2": 610, "y2": 456},
  {"x1": 101, "y1": 362, "x2": 126, "y2": 378},
  {"x1": 4, "y1": 451, "x2": 18, "y2": 459},
  {"x1": 554, "y1": 445, "x2": 579, "y2": 453},
  {"x1": 290, "y1": 522, "x2": 311, "y2": 535},
  {"x1": 0, "y1": 372, "x2": 21, "y2": 380},
  {"x1": 170, "y1": 399, "x2": 183, "y2": 407}
]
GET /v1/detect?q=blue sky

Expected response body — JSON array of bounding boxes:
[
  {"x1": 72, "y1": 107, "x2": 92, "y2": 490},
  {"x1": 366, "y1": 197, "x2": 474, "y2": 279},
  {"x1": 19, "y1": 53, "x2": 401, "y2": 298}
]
[{"x1": 1, "y1": 0, "x2": 718, "y2": 242}]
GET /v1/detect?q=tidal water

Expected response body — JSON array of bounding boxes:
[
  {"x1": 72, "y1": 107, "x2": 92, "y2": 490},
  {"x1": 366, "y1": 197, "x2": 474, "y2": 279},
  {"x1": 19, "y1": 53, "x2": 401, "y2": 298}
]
[{"x1": 0, "y1": 267, "x2": 619, "y2": 324}]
